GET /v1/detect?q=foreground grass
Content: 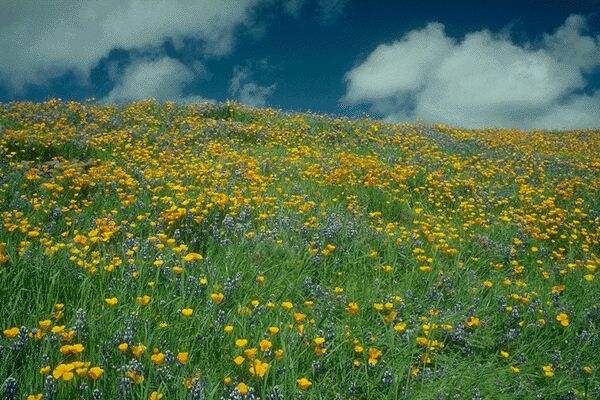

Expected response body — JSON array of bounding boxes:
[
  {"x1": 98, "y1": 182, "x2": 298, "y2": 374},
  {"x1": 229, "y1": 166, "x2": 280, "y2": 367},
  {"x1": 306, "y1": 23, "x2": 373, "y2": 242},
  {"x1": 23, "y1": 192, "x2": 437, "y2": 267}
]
[{"x1": 0, "y1": 99, "x2": 599, "y2": 399}]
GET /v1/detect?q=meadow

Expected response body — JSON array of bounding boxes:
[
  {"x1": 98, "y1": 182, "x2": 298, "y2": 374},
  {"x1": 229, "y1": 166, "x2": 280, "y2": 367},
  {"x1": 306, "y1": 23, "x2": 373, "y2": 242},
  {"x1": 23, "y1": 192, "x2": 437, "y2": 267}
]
[{"x1": 0, "y1": 99, "x2": 598, "y2": 399}]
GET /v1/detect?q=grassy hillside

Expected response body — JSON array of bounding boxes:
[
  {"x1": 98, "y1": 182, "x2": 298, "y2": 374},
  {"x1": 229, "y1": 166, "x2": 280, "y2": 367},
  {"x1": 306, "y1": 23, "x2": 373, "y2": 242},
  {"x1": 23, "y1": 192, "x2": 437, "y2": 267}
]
[{"x1": 0, "y1": 99, "x2": 599, "y2": 399}]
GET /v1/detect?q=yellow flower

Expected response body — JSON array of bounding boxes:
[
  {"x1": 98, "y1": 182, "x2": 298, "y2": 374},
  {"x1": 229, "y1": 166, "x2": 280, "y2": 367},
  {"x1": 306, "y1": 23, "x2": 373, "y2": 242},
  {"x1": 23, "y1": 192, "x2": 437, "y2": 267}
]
[
  {"x1": 181, "y1": 308, "x2": 193, "y2": 317},
  {"x1": 149, "y1": 391, "x2": 164, "y2": 400},
  {"x1": 259, "y1": 339, "x2": 272, "y2": 352},
  {"x1": 224, "y1": 325, "x2": 234, "y2": 334},
  {"x1": 249, "y1": 359, "x2": 270, "y2": 377},
  {"x1": 465, "y1": 316, "x2": 480, "y2": 328},
  {"x1": 118, "y1": 342, "x2": 129, "y2": 352},
  {"x1": 27, "y1": 395, "x2": 43, "y2": 400},
  {"x1": 53, "y1": 363, "x2": 75, "y2": 381},
  {"x1": 132, "y1": 344, "x2": 146, "y2": 358},
  {"x1": 59, "y1": 343, "x2": 85, "y2": 355},
  {"x1": 268, "y1": 326, "x2": 280, "y2": 335},
  {"x1": 368, "y1": 347, "x2": 382, "y2": 365},
  {"x1": 510, "y1": 366, "x2": 520, "y2": 374},
  {"x1": 182, "y1": 252, "x2": 203, "y2": 262},
  {"x1": 177, "y1": 352, "x2": 189, "y2": 364},
  {"x1": 235, "y1": 338, "x2": 248, "y2": 348},
  {"x1": 237, "y1": 383, "x2": 249, "y2": 395},
  {"x1": 393, "y1": 322, "x2": 407, "y2": 333},
  {"x1": 3, "y1": 327, "x2": 19, "y2": 339},
  {"x1": 346, "y1": 302, "x2": 359, "y2": 315},
  {"x1": 105, "y1": 297, "x2": 118, "y2": 306},
  {"x1": 151, "y1": 352, "x2": 165, "y2": 365},
  {"x1": 556, "y1": 313, "x2": 570, "y2": 327},
  {"x1": 297, "y1": 377, "x2": 312, "y2": 390},
  {"x1": 137, "y1": 295, "x2": 151, "y2": 306},
  {"x1": 38, "y1": 320, "x2": 52, "y2": 330},
  {"x1": 542, "y1": 364, "x2": 554, "y2": 377},
  {"x1": 88, "y1": 366, "x2": 104, "y2": 380},
  {"x1": 244, "y1": 348, "x2": 257, "y2": 359},
  {"x1": 233, "y1": 355, "x2": 245, "y2": 366},
  {"x1": 211, "y1": 292, "x2": 224, "y2": 303}
]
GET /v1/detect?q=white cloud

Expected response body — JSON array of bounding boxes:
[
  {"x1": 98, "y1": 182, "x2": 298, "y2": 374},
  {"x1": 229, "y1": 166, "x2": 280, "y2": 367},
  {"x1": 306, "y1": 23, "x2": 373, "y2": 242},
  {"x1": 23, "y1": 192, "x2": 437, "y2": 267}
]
[
  {"x1": 343, "y1": 15, "x2": 600, "y2": 129},
  {"x1": 0, "y1": 0, "x2": 259, "y2": 91},
  {"x1": 229, "y1": 66, "x2": 275, "y2": 107},
  {"x1": 104, "y1": 57, "x2": 196, "y2": 102}
]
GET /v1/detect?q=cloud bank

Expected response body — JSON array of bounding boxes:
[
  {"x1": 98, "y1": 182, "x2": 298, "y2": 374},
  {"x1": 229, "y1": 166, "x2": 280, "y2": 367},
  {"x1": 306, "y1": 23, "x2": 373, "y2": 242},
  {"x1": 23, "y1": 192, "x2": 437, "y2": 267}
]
[
  {"x1": 0, "y1": 0, "x2": 259, "y2": 91},
  {"x1": 104, "y1": 57, "x2": 202, "y2": 103},
  {"x1": 343, "y1": 15, "x2": 600, "y2": 129},
  {"x1": 229, "y1": 65, "x2": 276, "y2": 107}
]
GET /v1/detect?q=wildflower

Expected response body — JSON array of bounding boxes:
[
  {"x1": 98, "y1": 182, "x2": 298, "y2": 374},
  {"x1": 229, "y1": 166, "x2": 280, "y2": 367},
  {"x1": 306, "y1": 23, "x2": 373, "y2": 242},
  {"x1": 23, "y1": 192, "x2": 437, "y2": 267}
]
[
  {"x1": 297, "y1": 377, "x2": 312, "y2": 390},
  {"x1": 233, "y1": 356, "x2": 245, "y2": 366},
  {"x1": 556, "y1": 313, "x2": 570, "y2": 327},
  {"x1": 346, "y1": 302, "x2": 359, "y2": 315},
  {"x1": 182, "y1": 252, "x2": 203, "y2": 262},
  {"x1": 151, "y1": 352, "x2": 165, "y2": 365},
  {"x1": 181, "y1": 308, "x2": 194, "y2": 317},
  {"x1": 268, "y1": 326, "x2": 279, "y2": 335},
  {"x1": 59, "y1": 343, "x2": 84, "y2": 355},
  {"x1": 235, "y1": 338, "x2": 248, "y2": 348},
  {"x1": 542, "y1": 364, "x2": 554, "y2": 377},
  {"x1": 137, "y1": 295, "x2": 151, "y2": 306},
  {"x1": 465, "y1": 316, "x2": 480, "y2": 328},
  {"x1": 393, "y1": 322, "x2": 407, "y2": 333},
  {"x1": 38, "y1": 320, "x2": 52, "y2": 330},
  {"x1": 2, "y1": 377, "x2": 18, "y2": 400},
  {"x1": 368, "y1": 347, "x2": 382, "y2": 366},
  {"x1": 52, "y1": 364, "x2": 75, "y2": 381},
  {"x1": 259, "y1": 339, "x2": 272, "y2": 351},
  {"x1": 149, "y1": 391, "x2": 164, "y2": 400},
  {"x1": 224, "y1": 325, "x2": 234, "y2": 334},
  {"x1": 88, "y1": 367, "x2": 104, "y2": 380},
  {"x1": 104, "y1": 297, "x2": 118, "y2": 306},
  {"x1": 249, "y1": 359, "x2": 270, "y2": 377},
  {"x1": 132, "y1": 344, "x2": 146, "y2": 358},
  {"x1": 211, "y1": 292, "x2": 224, "y2": 303},
  {"x1": 237, "y1": 383, "x2": 249, "y2": 395},
  {"x1": 3, "y1": 327, "x2": 19, "y2": 339},
  {"x1": 177, "y1": 352, "x2": 189, "y2": 364}
]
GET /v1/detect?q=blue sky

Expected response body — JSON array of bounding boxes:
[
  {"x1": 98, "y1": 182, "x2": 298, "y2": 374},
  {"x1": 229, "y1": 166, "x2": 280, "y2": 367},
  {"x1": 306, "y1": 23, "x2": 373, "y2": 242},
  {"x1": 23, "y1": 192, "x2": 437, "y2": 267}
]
[{"x1": 1, "y1": 0, "x2": 599, "y2": 129}]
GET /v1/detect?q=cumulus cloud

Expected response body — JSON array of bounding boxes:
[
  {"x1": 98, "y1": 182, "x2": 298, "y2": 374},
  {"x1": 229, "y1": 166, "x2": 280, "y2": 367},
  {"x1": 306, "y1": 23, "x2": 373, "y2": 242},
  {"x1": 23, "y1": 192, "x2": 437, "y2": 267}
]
[
  {"x1": 0, "y1": 0, "x2": 259, "y2": 91},
  {"x1": 343, "y1": 15, "x2": 600, "y2": 129},
  {"x1": 229, "y1": 65, "x2": 276, "y2": 107},
  {"x1": 104, "y1": 57, "x2": 199, "y2": 103}
]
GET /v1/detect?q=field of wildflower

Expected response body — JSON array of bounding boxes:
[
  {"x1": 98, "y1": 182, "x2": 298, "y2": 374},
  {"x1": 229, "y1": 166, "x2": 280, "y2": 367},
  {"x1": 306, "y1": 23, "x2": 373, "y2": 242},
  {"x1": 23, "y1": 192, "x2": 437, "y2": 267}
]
[{"x1": 0, "y1": 99, "x2": 599, "y2": 400}]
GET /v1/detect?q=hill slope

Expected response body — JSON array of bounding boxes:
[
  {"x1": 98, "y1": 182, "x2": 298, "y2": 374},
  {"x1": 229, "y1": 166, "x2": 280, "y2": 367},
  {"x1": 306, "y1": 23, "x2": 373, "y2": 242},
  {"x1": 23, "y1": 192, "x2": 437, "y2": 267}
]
[{"x1": 1, "y1": 99, "x2": 599, "y2": 399}]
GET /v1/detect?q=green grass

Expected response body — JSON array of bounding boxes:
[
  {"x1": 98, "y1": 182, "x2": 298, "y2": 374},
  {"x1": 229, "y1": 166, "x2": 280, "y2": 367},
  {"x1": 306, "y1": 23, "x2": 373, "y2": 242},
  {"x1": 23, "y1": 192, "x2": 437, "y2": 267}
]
[{"x1": 0, "y1": 99, "x2": 599, "y2": 400}]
